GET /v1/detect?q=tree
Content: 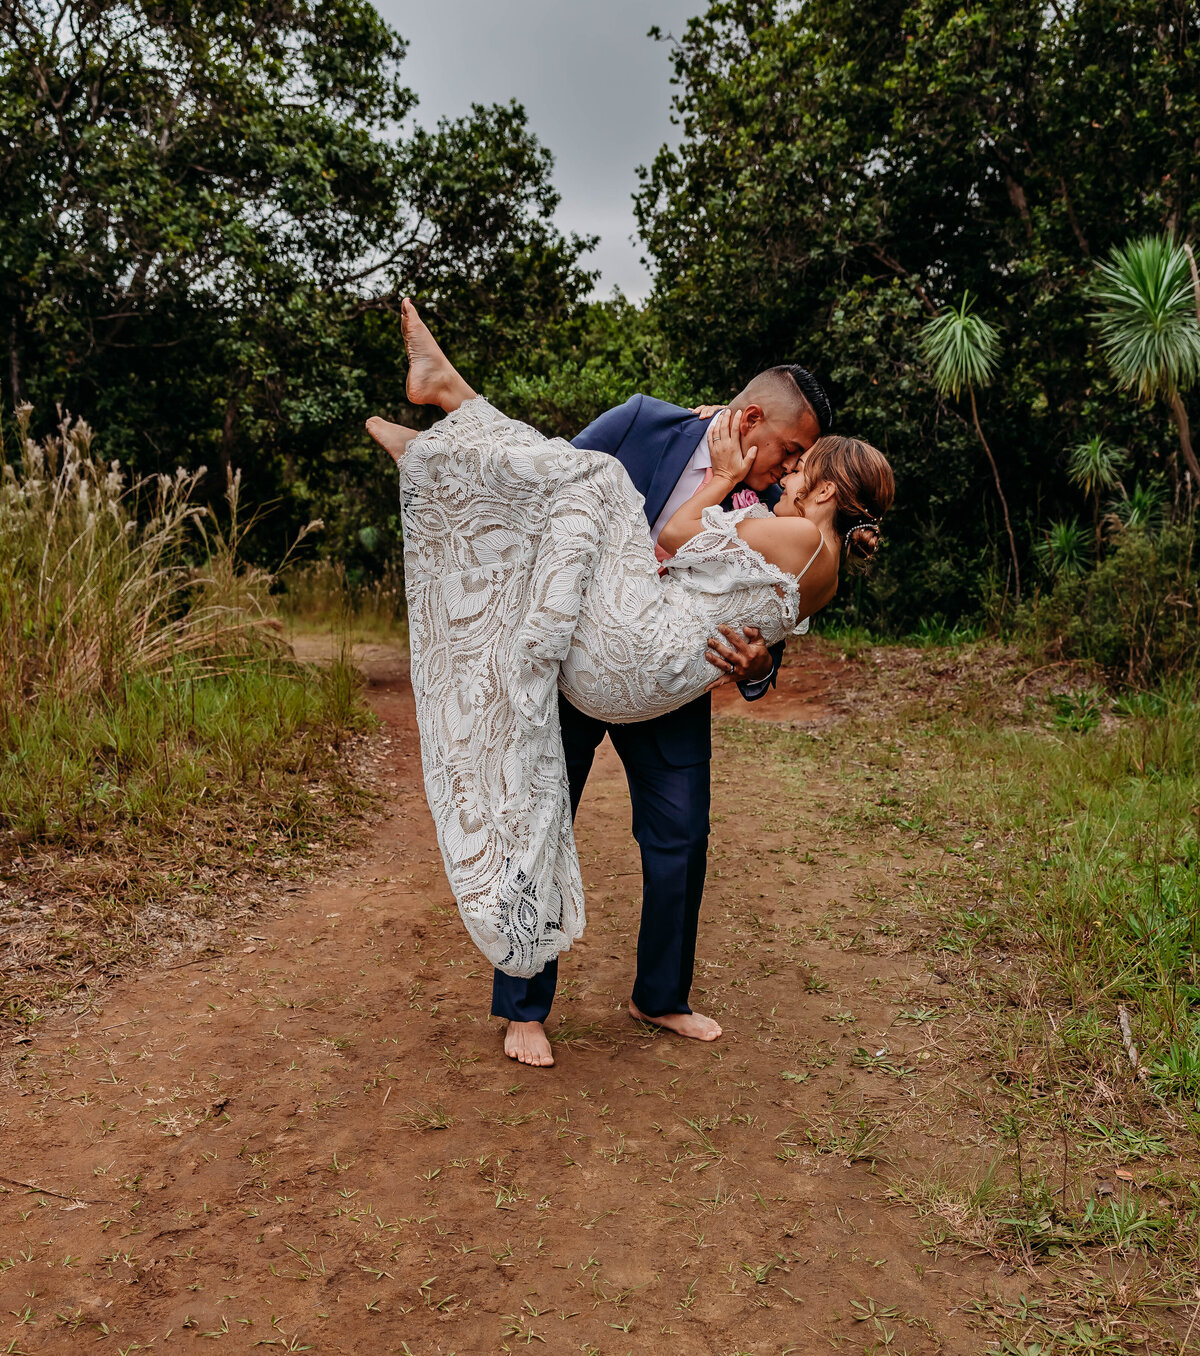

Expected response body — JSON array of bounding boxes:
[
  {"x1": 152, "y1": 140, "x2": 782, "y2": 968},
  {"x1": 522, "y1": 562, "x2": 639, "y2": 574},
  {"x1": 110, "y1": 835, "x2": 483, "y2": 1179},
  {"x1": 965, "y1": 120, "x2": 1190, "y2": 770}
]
[
  {"x1": 920, "y1": 294, "x2": 1021, "y2": 602},
  {"x1": 634, "y1": 0, "x2": 1200, "y2": 628},
  {"x1": 1034, "y1": 519, "x2": 1090, "y2": 580},
  {"x1": 1066, "y1": 435, "x2": 1126, "y2": 550},
  {"x1": 1089, "y1": 235, "x2": 1200, "y2": 490},
  {"x1": 0, "y1": 0, "x2": 594, "y2": 562}
]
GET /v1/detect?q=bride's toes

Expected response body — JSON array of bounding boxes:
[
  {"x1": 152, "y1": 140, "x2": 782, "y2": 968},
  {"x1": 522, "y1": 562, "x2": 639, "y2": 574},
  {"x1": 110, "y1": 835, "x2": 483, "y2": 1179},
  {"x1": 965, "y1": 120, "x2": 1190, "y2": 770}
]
[{"x1": 366, "y1": 416, "x2": 417, "y2": 464}]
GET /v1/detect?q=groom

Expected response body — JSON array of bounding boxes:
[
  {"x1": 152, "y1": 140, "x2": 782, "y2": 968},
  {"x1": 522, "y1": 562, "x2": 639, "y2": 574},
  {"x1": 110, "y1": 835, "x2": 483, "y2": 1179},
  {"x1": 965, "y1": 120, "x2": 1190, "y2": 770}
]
[{"x1": 498, "y1": 365, "x2": 833, "y2": 1065}]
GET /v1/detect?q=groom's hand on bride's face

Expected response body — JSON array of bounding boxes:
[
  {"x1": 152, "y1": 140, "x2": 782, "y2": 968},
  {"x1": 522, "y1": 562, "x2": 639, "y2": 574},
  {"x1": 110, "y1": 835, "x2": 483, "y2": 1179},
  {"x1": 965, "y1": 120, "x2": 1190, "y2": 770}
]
[{"x1": 706, "y1": 624, "x2": 772, "y2": 685}]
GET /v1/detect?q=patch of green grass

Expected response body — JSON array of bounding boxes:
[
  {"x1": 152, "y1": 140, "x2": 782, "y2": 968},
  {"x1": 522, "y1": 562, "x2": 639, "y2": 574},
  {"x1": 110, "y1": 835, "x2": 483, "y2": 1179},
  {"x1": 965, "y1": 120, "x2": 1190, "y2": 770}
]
[
  {"x1": 0, "y1": 658, "x2": 367, "y2": 847},
  {"x1": 726, "y1": 664, "x2": 1200, "y2": 1350}
]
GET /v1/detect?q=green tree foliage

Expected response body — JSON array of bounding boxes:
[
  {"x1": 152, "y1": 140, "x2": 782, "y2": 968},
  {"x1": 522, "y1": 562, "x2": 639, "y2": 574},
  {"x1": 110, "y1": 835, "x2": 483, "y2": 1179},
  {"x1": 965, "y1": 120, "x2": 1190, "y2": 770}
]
[
  {"x1": 0, "y1": 0, "x2": 595, "y2": 564},
  {"x1": 1034, "y1": 518, "x2": 1090, "y2": 581},
  {"x1": 1089, "y1": 234, "x2": 1200, "y2": 484},
  {"x1": 919, "y1": 292, "x2": 1020, "y2": 601},
  {"x1": 635, "y1": 0, "x2": 1200, "y2": 628},
  {"x1": 1067, "y1": 434, "x2": 1126, "y2": 549}
]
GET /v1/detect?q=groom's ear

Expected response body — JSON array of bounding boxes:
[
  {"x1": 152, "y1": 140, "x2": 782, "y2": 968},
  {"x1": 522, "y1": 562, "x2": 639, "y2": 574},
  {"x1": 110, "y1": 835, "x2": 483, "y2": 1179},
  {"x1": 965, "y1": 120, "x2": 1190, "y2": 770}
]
[{"x1": 739, "y1": 404, "x2": 766, "y2": 434}]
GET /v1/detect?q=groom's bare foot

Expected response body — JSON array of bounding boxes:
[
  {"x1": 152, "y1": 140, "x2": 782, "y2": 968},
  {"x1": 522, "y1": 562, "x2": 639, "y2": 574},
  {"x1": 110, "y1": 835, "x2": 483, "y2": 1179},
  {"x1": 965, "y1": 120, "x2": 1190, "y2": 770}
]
[
  {"x1": 365, "y1": 416, "x2": 418, "y2": 464},
  {"x1": 503, "y1": 1020, "x2": 554, "y2": 1067},
  {"x1": 629, "y1": 1001, "x2": 722, "y2": 1041},
  {"x1": 401, "y1": 297, "x2": 476, "y2": 412}
]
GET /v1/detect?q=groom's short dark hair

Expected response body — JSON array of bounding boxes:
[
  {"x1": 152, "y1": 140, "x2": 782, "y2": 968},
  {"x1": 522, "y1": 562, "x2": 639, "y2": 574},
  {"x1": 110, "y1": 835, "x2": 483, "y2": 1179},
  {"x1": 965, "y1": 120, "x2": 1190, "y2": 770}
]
[
  {"x1": 735, "y1": 363, "x2": 833, "y2": 437},
  {"x1": 768, "y1": 364, "x2": 833, "y2": 436}
]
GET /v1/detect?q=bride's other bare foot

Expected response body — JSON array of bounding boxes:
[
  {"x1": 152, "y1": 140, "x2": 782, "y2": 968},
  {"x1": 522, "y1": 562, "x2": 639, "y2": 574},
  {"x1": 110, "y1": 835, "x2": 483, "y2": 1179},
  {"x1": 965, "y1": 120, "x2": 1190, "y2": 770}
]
[
  {"x1": 629, "y1": 1001, "x2": 722, "y2": 1041},
  {"x1": 365, "y1": 416, "x2": 418, "y2": 464},
  {"x1": 402, "y1": 297, "x2": 476, "y2": 412},
  {"x1": 503, "y1": 1020, "x2": 554, "y2": 1067}
]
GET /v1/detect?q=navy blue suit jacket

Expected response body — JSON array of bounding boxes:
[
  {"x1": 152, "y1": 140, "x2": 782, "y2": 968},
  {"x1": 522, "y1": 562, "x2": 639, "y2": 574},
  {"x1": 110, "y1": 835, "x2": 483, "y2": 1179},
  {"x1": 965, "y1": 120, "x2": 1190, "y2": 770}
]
[{"x1": 571, "y1": 394, "x2": 783, "y2": 766}]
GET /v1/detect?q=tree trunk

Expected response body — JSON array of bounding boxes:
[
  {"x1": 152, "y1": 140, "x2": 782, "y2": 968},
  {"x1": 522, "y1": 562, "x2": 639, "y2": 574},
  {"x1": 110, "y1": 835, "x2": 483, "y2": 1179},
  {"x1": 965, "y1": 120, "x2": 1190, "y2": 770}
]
[
  {"x1": 969, "y1": 385, "x2": 1021, "y2": 604},
  {"x1": 1168, "y1": 388, "x2": 1200, "y2": 486},
  {"x1": 1184, "y1": 242, "x2": 1200, "y2": 324},
  {"x1": 219, "y1": 397, "x2": 237, "y2": 490}
]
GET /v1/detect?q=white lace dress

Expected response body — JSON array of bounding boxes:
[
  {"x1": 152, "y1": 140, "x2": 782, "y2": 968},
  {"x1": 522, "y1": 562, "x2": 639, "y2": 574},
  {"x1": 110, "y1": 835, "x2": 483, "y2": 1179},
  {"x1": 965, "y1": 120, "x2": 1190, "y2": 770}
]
[{"x1": 400, "y1": 397, "x2": 811, "y2": 977}]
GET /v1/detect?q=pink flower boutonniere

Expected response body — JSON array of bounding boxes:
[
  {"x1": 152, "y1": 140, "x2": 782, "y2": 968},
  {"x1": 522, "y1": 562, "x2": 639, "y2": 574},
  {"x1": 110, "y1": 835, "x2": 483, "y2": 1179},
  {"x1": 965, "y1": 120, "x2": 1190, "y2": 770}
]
[{"x1": 731, "y1": 488, "x2": 761, "y2": 510}]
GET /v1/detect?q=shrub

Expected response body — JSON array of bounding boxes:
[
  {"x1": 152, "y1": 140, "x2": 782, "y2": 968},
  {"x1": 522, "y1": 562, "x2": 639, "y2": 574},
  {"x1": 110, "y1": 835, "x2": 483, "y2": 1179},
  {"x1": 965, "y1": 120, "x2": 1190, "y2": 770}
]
[{"x1": 1022, "y1": 519, "x2": 1199, "y2": 684}]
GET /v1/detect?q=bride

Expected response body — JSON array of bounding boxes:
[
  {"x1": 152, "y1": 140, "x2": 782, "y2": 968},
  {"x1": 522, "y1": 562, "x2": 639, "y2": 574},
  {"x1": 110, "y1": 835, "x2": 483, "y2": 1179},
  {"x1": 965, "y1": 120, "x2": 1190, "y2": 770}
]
[{"x1": 368, "y1": 301, "x2": 894, "y2": 978}]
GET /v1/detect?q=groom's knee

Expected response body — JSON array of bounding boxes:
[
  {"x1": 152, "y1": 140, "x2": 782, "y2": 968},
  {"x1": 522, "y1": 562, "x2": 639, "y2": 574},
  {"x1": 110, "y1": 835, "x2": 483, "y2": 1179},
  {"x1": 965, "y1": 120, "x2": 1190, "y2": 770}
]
[{"x1": 632, "y1": 780, "x2": 710, "y2": 856}]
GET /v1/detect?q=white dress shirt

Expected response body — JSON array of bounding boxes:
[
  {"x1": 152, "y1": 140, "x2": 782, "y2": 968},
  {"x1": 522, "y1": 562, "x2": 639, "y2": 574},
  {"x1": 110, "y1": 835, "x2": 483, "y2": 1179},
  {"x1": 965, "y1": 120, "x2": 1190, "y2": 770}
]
[{"x1": 648, "y1": 417, "x2": 716, "y2": 545}]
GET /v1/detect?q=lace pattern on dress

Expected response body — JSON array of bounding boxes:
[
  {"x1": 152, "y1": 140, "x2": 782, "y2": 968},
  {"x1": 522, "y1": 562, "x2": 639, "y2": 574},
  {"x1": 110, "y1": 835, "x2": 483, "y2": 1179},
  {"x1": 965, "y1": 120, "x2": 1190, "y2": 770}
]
[{"x1": 667, "y1": 504, "x2": 809, "y2": 635}]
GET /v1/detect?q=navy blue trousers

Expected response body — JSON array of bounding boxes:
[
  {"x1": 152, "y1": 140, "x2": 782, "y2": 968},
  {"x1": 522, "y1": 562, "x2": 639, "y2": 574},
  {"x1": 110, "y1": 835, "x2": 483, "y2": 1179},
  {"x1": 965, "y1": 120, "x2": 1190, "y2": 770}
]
[{"x1": 491, "y1": 693, "x2": 710, "y2": 1023}]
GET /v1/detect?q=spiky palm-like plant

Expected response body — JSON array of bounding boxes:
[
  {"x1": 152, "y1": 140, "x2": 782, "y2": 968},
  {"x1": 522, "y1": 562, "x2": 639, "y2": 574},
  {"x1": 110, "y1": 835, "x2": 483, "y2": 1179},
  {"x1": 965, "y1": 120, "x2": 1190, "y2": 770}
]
[
  {"x1": 1106, "y1": 478, "x2": 1167, "y2": 534},
  {"x1": 1089, "y1": 235, "x2": 1200, "y2": 486},
  {"x1": 1035, "y1": 518, "x2": 1090, "y2": 580},
  {"x1": 920, "y1": 292, "x2": 1021, "y2": 602},
  {"x1": 1067, "y1": 435, "x2": 1126, "y2": 549}
]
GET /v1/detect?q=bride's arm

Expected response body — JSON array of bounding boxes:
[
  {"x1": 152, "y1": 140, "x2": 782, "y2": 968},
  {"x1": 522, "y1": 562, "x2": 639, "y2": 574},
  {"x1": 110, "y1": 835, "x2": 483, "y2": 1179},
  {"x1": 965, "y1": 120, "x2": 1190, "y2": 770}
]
[{"x1": 657, "y1": 410, "x2": 755, "y2": 556}]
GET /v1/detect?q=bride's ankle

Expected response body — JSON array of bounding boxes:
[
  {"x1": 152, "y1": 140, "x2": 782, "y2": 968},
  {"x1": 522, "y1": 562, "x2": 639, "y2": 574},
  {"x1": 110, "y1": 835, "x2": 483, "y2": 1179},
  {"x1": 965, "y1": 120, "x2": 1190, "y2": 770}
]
[{"x1": 440, "y1": 377, "x2": 478, "y2": 414}]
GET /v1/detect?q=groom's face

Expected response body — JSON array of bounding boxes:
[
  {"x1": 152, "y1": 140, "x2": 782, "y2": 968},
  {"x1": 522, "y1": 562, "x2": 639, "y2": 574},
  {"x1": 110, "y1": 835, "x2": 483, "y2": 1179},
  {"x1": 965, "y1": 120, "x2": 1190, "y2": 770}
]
[{"x1": 737, "y1": 404, "x2": 821, "y2": 491}]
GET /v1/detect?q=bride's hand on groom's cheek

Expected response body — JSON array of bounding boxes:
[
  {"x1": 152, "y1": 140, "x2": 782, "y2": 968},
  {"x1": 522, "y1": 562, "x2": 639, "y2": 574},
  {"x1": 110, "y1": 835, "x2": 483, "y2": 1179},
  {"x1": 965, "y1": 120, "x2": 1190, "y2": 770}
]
[
  {"x1": 706, "y1": 624, "x2": 771, "y2": 685},
  {"x1": 707, "y1": 409, "x2": 757, "y2": 484}
]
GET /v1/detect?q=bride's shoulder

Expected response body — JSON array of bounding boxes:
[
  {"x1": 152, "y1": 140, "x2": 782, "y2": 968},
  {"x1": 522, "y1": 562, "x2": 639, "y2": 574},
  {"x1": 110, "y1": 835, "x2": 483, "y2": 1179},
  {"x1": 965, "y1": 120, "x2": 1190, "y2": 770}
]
[{"x1": 735, "y1": 513, "x2": 825, "y2": 576}]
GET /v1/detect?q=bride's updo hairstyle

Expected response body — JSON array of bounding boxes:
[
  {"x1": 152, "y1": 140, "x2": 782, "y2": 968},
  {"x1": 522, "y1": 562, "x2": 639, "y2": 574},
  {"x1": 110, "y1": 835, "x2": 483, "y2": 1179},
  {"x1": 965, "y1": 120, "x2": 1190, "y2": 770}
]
[{"x1": 801, "y1": 436, "x2": 895, "y2": 568}]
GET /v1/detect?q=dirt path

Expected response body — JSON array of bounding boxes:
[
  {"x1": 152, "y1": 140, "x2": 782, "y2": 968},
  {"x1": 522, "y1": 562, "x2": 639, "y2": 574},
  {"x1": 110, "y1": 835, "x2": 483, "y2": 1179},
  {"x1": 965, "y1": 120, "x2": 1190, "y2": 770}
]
[{"x1": 0, "y1": 649, "x2": 1004, "y2": 1354}]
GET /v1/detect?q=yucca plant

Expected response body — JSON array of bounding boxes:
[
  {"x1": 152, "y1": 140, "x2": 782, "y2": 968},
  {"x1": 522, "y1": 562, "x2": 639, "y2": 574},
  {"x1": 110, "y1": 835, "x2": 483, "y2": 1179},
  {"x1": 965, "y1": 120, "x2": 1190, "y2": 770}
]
[
  {"x1": 1105, "y1": 478, "x2": 1168, "y2": 534},
  {"x1": 1089, "y1": 234, "x2": 1200, "y2": 487},
  {"x1": 1066, "y1": 435, "x2": 1126, "y2": 551},
  {"x1": 920, "y1": 292, "x2": 1021, "y2": 602},
  {"x1": 1035, "y1": 518, "x2": 1091, "y2": 580}
]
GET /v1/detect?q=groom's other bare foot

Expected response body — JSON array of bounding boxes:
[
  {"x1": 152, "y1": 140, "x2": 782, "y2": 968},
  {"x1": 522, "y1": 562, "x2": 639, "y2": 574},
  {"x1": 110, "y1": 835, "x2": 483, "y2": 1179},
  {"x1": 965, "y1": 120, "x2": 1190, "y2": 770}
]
[
  {"x1": 503, "y1": 1020, "x2": 554, "y2": 1067},
  {"x1": 365, "y1": 416, "x2": 418, "y2": 463},
  {"x1": 401, "y1": 297, "x2": 477, "y2": 412},
  {"x1": 629, "y1": 1001, "x2": 722, "y2": 1041}
]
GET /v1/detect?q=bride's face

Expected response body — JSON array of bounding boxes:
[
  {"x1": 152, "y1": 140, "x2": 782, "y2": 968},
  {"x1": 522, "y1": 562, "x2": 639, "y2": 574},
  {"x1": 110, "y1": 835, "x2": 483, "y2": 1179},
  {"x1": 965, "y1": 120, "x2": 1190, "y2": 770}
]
[
  {"x1": 775, "y1": 463, "x2": 834, "y2": 520},
  {"x1": 774, "y1": 467, "x2": 808, "y2": 517}
]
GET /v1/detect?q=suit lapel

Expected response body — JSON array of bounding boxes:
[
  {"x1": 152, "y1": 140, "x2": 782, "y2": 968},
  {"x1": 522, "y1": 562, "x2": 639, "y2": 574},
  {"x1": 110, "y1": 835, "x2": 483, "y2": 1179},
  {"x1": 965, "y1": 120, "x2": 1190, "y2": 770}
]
[{"x1": 642, "y1": 416, "x2": 708, "y2": 527}]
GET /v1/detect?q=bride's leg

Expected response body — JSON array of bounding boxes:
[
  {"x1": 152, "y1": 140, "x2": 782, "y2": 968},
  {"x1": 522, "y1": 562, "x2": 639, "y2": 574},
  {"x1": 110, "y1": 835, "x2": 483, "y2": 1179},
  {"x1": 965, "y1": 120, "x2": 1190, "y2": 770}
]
[
  {"x1": 366, "y1": 300, "x2": 476, "y2": 459},
  {"x1": 402, "y1": 297, "x2": 477, "y2": 412}
]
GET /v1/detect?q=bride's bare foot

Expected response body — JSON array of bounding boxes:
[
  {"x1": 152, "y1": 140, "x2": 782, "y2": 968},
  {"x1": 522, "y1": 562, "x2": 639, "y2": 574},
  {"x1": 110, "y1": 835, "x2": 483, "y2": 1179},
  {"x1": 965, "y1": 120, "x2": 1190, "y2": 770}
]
[
  {"x1": 365, "y1": 416, "x2": 418, "y2": 464},
  {"x1": 503, "y1": 1020, "x2": 554, "y2": 1067},
  {"x1": 402, "y1": 297, "x2": 476, "y2": 412},
  {"x1": 629, "y1": 1000, "x2": 722, "y2": 1041}
]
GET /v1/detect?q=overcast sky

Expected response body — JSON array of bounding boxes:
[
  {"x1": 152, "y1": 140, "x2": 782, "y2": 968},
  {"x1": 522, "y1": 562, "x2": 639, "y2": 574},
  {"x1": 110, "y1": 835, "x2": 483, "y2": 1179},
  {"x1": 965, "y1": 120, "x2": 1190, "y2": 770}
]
[{"x1": 373, "y1": 0, "x2": 700, "y2": 299}]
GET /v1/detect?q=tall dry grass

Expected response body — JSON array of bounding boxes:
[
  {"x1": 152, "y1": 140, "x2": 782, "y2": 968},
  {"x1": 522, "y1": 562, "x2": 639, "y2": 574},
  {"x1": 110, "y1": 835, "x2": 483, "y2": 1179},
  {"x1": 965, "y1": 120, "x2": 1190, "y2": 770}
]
[
  {"x1": 0, "y1": 404, "x2": 313, "y2": 701},
  {"x1": 279, "y1": 558, "x2": 406, "y2": 639},
  {"x1": 0, "y1": 408, "x2": 370, "y2": 1021}
]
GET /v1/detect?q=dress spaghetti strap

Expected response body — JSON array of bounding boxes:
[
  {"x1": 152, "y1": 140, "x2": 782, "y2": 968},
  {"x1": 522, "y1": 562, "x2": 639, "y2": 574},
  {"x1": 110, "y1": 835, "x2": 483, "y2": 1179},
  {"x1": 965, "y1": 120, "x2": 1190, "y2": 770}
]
[{"x1": 795, "y1": 534, "x2": 826, "y2": 582}]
